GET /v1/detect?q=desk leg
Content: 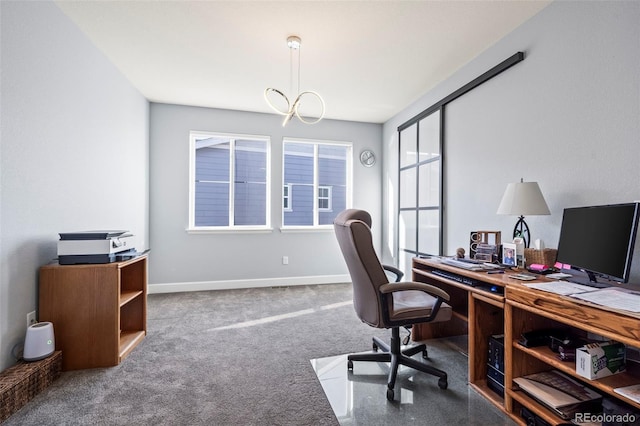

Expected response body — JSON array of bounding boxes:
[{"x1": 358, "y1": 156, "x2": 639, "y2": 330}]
[
  {"x1": 468, "y1": 292, "x2": 477, "y2": 383},
  {"x1": 504, "y1": 303, "x2": 513, "y2": 413}
]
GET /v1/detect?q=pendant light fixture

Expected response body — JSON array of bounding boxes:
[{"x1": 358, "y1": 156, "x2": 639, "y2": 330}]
[{"x1": 264, "y1": 35, "x2": 325, "y2": 126}]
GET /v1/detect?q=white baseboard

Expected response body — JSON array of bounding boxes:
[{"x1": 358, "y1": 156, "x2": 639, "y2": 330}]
[{"x1": 148, "y1": 274, "x2": 351, "y2": 294}]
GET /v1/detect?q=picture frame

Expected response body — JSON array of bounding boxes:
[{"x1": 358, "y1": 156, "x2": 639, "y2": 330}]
[{"x1": 502, "y1": 242, "x2": 517, "y2": 267}]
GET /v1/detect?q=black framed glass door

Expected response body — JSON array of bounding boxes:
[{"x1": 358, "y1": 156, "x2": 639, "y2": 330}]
[{"x1": 398, "y1": 108, "x2": 443, "y2": 275}]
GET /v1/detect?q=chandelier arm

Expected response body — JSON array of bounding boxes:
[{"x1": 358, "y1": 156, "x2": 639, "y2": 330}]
[
  {"x1": 282, "y1": 94, "x2": 301, "y2": 127},
  {"x1": 294, "y1": 91, "x2": 326, "y2": 125},
  {"x1": 297, "y1": 42, "x2": 301, "y2": 96},
  {"x1": 289, "y1": 45, "x2": 294, "y2": 100},
  {"x1": 264, "y1": 88, "x2": 291, "y2": 116},
  {"x1": 282, "y1": 110, "x2": 295, "y2": 127}
]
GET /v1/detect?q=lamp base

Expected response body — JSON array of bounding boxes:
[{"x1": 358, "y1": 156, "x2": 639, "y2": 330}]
[{"x1": 513, "y1": 216, "x2": 531, "y2": 248}]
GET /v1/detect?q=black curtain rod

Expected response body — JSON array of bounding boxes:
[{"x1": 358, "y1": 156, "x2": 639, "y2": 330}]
[{"x1": 398, "y1": 51, "x2": 525, "y2": 131}]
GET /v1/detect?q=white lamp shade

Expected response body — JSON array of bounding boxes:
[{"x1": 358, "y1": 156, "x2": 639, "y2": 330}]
[{"x1": 497, "y1": 181, "x2": 550, "y2": 216}]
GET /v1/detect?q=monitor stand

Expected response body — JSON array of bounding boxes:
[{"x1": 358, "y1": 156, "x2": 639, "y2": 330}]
[{"x1": 566, "y1": 269, "x2": 610, "y2": 289}]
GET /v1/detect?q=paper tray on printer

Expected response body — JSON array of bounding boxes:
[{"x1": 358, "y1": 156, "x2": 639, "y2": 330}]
[{"x1": 59, "y1": 230, "x2": 128, "y2": 240}]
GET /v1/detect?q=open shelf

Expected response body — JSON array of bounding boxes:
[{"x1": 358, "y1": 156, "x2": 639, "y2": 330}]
[
  {"x1": 513, "y1": 341, "x2": 640, "y2": 409},
  {"x1": 508, "y1": 388, "x2": 567, "y2": 426},
  {"x1": 506, "y1": 282, "x2": 640, "y2": 423},
  {"x1": 120, "y1": 290, "x2": 143, "y2": 307},
  {"x1": 119, "y1": 330, "x2": 146, "y2": 361},
  {"x1": 470, "y1": 379, "x2": 505, "y2": 410}
]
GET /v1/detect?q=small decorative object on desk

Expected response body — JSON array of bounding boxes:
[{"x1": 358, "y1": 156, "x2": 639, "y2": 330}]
[
  {"x1": 524, "y1": 248, "x2": 558, "y2": 268},
  {"x1": 513, "y1": 237, "x2": 525, "y2": 268},
  {"x1": 456, "y1": 247, "x2": 465, "y2": 259},
  {"x1": 469, "y1": 231, "x2": 501, "y2": 259},
  {"x1": 502, "y1": 243, "x2": 517, "y2": 267}
]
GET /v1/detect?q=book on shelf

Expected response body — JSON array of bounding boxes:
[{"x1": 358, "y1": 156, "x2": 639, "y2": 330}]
[
  {"x1": 613, "y1": 384, "x2": 640, "y2": 404},
  {"x1": 513, "y1": 370, "x2": 602, "y2": 420}
]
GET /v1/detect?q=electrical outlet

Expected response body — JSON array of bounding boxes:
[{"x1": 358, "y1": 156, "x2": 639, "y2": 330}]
[
  {"x1": 26, "y1": 311, "x2": 37, "y2": 329},
  {"x1": 282, "y1": 256, "x2": 289, "y2": 265}
]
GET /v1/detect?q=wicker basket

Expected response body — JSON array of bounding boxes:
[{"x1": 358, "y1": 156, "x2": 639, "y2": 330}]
[
  {"x1": 0, "y1": 351, "x2": 62, "y2": 422},
  {"x1": 524, "y1": 248, "x2": 557, "y2": 267}
]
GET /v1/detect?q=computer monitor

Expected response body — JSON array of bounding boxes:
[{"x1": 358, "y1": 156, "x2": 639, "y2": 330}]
[{"x1": 556, "y1": 202, "x2": 639, "y2": 287}]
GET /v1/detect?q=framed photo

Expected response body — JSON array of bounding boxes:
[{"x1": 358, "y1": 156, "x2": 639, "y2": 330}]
[{"x1": 502, "y1": 243, "x2": 517, "y2": 267}]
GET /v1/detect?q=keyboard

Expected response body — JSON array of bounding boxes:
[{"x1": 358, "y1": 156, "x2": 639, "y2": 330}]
[{"x1": 431, "y1": 269, "x2": 481, "y2": 287}]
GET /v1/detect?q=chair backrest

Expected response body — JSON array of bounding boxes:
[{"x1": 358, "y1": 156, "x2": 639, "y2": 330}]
[{"x1": 333, "y1": 209, "x2": 390, "y2": 328}]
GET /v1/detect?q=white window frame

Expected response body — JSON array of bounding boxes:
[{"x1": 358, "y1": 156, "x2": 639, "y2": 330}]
[
  {"x1": 283, "y1": 184, "x2": 293, "y2": 212},
  {"x1": 281, "y1": 138, "x2": 352, "y2": 231},
  {"x1": 318, "y1": 186, "x2": 332, "y2": 211},
  {"x1": 188, "y1": 131, "x2": 272, "y2": 233}
]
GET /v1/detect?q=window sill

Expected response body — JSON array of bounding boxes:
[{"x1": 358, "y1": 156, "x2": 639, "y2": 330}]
[
  {"x1": 186, "y1": 227, "x2": 274, "y2": 235},
  {"x1": 279, "y1": 226, "x2": 334, "y2": 233}
]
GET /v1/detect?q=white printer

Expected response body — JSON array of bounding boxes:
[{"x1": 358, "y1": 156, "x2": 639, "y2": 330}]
[{"x1": 57, "y1": 230, "x2": 136, "y2": 264}]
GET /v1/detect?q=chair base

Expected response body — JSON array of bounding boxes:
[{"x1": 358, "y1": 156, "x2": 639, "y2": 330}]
[{"x1": 347, "y1": 327, "x2": 448, "y2": 401}]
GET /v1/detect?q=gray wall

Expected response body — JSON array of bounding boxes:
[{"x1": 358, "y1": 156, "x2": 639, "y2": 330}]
[
  {"x1": 382, "y1": 1, "x2": 640, "y2": 282},
  {"x1": 0, "y1": 1, "x2": 149, "y2": 370},
  {"x1": 149, "y1": 103, "x2": 381, "y2": 291}
]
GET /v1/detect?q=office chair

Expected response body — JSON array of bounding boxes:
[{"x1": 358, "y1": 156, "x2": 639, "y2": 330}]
[{"x1": 333, "y1": 209, "x2": 452, "y2": 401}]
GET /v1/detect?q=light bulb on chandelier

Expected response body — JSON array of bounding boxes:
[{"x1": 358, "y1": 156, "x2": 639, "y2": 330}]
[{"x1": 264, "y1": 35, "x2": 325, "y2": 126}]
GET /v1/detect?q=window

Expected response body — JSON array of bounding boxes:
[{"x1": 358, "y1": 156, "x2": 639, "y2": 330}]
[
  {"x1": 318, "y1": 186, "x2": 332, "y2": 211},
  {"x1": 282, "y1": 139, "x2": 351, "y2": 227},
  {"x1": 189, "y1": 132, "x2": 270, "y2": 230},
  {"x1": 283, "y1": 184, "x2": 292, "y2": 212}
]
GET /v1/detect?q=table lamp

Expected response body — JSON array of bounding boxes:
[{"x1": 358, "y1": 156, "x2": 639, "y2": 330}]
[{"x1": 497, "y1": 178, "x2": 550, "y2": 248}]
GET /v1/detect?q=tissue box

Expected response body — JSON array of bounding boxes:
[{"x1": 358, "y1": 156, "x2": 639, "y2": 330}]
[{"x1": 576, "y1": 341, "x2": 625, "y2": 380}]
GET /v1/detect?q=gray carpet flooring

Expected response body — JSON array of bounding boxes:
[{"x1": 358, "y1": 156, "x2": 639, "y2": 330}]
[{"x1": 4, "y1": 283, "x2": 512, "y2": 425}]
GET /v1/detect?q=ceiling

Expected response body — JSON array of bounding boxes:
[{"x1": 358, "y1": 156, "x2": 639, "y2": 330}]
[{"x1": 55, "y1": 0, "x2": 551, "y2": 124}]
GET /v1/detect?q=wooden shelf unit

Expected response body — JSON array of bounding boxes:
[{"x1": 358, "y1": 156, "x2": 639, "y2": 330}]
[
  {"x1": 412, "y1": 257, "x2": 640, "y2": 425},
  {"x1": 505, "y1": 283, "x2": 640, "y2": 425},
  {"x1": 39, "y1": 255, "x2": 148, "y2": 371}
]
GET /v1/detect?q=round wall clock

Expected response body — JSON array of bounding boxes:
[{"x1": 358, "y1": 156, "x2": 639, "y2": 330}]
[{"x1": 359, "y1": 149, "x2": 376, "y2": 167}]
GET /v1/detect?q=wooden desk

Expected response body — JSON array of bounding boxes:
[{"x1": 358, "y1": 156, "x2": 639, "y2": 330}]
[{"x1": 411, "y1": 257, "x2": 640, "y2": 425}]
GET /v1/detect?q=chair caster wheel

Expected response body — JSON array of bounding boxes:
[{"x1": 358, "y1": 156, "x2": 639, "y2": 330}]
[
  {"x1": 347, "y1": 360, "x2": 353, "y2": 370},
  {"x1": 372, "y1": 342, "x2": 378, "y2": 352},
  {"x1": 386, "y1": 388, "x2": 394, "y2": 401},
  {"x1": 422, "y1": 349, "x2": 428, "y2": 359},
  {"x1": 438, "y1": 378, "x2": 448, "y2": 390}
]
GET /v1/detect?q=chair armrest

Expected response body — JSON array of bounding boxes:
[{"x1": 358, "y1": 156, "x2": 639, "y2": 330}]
[
  {"x1": 382, "y1": 264, "x2": 404, "y2": 282},
  {"x1": 379, "y1": 281, "x2": 450, "y2": 302}
]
